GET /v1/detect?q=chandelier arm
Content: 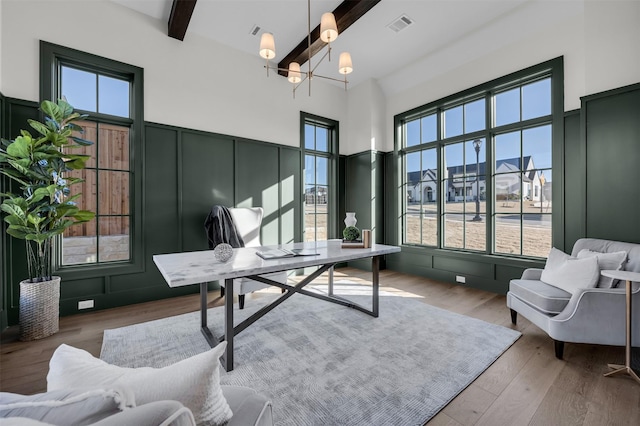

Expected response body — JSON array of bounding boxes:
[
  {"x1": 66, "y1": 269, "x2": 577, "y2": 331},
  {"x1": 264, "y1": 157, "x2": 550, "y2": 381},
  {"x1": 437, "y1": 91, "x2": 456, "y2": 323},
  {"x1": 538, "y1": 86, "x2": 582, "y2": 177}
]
[
  {"x1": 312, "y1": 74, "x2": 349, "y2": 84},
  {"x1": 310, "y1": 48, "x2": 331, "y2": 74},
  {"x1": 265, "y1": 65, "x2": 297, "y2": 75}
]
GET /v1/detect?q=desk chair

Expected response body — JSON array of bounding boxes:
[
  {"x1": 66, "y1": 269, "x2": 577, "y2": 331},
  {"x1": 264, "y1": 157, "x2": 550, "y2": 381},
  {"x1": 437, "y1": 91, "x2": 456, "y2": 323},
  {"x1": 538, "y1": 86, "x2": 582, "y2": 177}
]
[{"x1": 220, "y1": 207, "x2": 288, "y2": 309}]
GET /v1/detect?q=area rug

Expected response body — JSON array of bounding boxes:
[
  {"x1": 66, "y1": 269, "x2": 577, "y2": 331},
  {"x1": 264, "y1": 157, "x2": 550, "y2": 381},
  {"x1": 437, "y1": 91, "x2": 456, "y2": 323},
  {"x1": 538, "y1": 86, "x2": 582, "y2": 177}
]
[{"x1": 101, "y1": 282, "x2": 520, "y2": 426}]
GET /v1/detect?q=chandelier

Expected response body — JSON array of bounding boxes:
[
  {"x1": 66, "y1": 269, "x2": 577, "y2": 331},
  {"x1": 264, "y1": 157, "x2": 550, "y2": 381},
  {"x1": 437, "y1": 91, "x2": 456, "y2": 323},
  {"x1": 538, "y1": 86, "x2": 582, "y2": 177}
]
[{"x1": 258, "y1": 0, "x2": 353, "y2": 98}]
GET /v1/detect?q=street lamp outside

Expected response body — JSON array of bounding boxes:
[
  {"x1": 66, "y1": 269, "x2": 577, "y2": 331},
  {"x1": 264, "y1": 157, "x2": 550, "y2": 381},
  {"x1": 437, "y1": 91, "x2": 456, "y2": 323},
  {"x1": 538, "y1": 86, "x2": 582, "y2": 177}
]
[{"x1": 472, "y1": 139, "x2": 482, "y2": 222}]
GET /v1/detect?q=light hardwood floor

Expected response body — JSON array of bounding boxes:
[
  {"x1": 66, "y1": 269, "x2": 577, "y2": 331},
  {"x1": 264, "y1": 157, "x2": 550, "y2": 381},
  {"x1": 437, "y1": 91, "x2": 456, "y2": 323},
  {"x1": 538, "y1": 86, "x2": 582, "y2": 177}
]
[{"x1": 1, "y1": 267, "x2": 639, "y2": 425}]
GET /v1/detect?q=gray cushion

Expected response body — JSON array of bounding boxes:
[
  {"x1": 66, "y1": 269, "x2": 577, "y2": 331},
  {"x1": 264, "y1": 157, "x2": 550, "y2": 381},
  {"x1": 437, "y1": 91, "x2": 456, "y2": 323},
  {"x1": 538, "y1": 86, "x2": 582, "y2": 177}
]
[
  {"x1": 509, "y1": 279, "x2": 572, "y2": 314},
  {"x1": 222, "y1": 386, "x2": 272, "y2": 426},
  {"x1": 0, "y1": 388, "x2": 132, "y2": 426},
  {"x1": 576, "y1": 249, "x2": 627, "y2": 288},
  {"x1": 92, "y1": 400, "x2": 195, "y2": 426},
  {"x1": 572, "y1": 238, "x2": 640, "y2": 287}
]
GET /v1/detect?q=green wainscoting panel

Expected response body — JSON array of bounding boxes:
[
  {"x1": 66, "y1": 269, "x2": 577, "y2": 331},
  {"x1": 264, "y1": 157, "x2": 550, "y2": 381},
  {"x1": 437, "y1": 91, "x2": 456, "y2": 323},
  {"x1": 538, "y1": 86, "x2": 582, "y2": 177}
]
[
  {"x1": 0, "y1": 93, "x2": 5, "y2": 331},
  {"x1": 279, "y1": 147, "x2": 302, "y2": 244},
  {"x1": 3, "y1": 99, "x2": 39, "y2": 325},
  {"x1": 583, "y1": 84, "x2": 640, "y2": 243},
  {"x1": 495, "y1": 264, "x2": 528, "y2": 284},
  {"x1": 60, "y1": 277, "x2": 104, "y2": 299},
  {"x1": 563, "y1": 111, "x2": 583, "y2": 250},
  {"x1": 344, "y1": 151, "x2": 386, "y2": 270},
  {"x1": 235, "y1": 140, "x2": 280, "y2": 245},
  {"x1": 433, "y1": 256, "x2": 493, "y2": 278},
  {"x1": 181, "y1": 131, "x2": 235, "y2": 252},
  {"x1": 144, "y1": 125, "x2": 181, "y2": 255}
]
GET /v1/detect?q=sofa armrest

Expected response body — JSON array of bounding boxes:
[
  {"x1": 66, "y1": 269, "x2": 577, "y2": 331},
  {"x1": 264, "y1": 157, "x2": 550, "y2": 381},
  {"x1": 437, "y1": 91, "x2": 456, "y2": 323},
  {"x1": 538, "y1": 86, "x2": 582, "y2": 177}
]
[
  {"x1": 91, "y1": 401, "x2": 195, "y2": 426},
  {"x1": 548, "y1": 287, "x2": 639, "y2": 345},
  {"x1": 222, "y1": 386, "x2": 272, "y2": 426},
  {"x1": 521, "y1": 268, "x2": 543, "y2": 280}
]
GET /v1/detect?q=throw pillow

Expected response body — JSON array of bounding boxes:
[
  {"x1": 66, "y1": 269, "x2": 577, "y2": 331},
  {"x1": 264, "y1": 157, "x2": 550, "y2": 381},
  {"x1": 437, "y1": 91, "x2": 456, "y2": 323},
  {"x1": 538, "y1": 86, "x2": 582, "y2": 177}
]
[
  {"x1": 0, "y1": 387, "x2": 134, "y2": 425},
  {"x1": 576, "y1": 249, "x2": 627, "y2": 288},
  {"x1": 540, "y1": 247, "x2": 600, "y2": 295},
  {"x1": 47, "y1": 343, "x2": 232, "y2": 426}
]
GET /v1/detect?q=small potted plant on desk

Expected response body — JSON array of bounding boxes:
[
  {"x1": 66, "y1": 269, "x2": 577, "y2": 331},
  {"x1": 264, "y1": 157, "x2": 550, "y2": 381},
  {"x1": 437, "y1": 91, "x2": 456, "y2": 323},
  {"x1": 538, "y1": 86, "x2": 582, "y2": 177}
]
[{"x1": 0, "y1": 99, "x2": 95, "y2": 340}]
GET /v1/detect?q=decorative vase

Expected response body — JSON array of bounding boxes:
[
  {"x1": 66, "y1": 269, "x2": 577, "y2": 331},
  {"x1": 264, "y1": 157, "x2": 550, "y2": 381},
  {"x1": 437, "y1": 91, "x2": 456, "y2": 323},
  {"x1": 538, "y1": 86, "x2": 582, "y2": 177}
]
[
  {"x1": 19, "y1": 276, "x2": 60, "y2": 341},
  {"x1": 344, "y1": 212, "x2": 357, "y2": 228}
]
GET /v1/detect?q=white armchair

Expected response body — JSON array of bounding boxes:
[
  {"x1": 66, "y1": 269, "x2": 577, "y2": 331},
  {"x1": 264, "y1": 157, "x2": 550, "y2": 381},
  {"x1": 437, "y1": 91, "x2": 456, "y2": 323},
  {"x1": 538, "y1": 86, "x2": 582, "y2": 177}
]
[
  {"x1": 507, "y1": 238, "x2": 640, "y2": 359},
  {"x1": 220, "y1": 207, "x2": 288, "y2": 309}
]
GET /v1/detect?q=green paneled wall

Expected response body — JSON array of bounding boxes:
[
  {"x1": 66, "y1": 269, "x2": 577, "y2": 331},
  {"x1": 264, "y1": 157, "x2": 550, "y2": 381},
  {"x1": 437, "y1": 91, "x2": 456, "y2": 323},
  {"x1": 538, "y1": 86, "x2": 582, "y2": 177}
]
[
  {"x1": 1, "y1": 104, "x2": 303, "y2": 326},
  {"x1": 181, "y1": 131, "x2": 234, "y2": 252},
  {"x1": 2, "y1": 82, "x2": 639, "y2": 329},
  {"x1": 563, "y1": 110, "x2": 582, "y2": 250},
  {"x1": 583, "y1": 84, "x2": 640, "y2": 242},
  {"x1": 344, "y1": 151, "x2": 385, "y2": 271}
]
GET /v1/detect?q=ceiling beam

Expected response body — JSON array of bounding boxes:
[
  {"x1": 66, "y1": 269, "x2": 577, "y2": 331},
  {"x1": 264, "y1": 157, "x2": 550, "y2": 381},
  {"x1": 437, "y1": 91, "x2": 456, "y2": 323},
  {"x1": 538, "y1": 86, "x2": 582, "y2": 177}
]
[
  {"x1": 168, "y1": 0, "x2": 198, "y2": 41},
  {"x1": 277, "y1": 0, "x2": 382, "y2": 77}
]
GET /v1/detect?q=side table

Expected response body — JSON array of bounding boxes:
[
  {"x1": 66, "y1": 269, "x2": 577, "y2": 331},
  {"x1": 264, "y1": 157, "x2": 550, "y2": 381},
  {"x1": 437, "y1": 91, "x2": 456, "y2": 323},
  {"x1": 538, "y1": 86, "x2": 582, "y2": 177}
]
[{"x1": 601, "y1": 269, "x2": 640, "y2": 384}]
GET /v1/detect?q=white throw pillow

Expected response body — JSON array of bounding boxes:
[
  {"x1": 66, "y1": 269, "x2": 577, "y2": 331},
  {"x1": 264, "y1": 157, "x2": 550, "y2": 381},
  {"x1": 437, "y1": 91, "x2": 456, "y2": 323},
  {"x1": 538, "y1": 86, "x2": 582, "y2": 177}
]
[
  {"x1": 47, "y1": 343, "x2": 232, "y2": 426},
  {"x1": 576, "y1": 249, "x2": 627, "y2": 288},
  {"x1": 540, "y1": 247, "x2": 600, "y2": 295}
]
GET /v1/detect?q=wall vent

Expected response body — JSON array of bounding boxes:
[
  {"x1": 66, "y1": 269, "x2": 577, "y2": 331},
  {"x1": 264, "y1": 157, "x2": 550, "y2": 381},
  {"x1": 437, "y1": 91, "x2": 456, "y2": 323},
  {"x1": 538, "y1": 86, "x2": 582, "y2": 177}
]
[
  {"x1": 250, "y1": 25, "x2": 261, "y2": 36},
  {"x1": 387, "y1": 14, "x2": 413, "y2": 33}
]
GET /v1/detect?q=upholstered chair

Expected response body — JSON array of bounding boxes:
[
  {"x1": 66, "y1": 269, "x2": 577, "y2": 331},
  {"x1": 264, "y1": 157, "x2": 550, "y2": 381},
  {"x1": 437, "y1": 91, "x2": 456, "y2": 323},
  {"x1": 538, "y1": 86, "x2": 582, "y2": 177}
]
[{"x1": 220, "y1": 207, "x2": 288, "y2": 309}]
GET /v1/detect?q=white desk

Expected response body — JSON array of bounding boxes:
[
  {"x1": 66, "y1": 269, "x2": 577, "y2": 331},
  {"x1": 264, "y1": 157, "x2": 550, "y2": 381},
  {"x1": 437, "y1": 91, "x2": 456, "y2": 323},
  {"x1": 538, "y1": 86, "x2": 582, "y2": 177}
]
[
  {"x1": 601, "y1": 269, "x2": 640, "y2": 384},
  {"x1": 153, "y1": 240, "x2": 401, "y2": 371}
]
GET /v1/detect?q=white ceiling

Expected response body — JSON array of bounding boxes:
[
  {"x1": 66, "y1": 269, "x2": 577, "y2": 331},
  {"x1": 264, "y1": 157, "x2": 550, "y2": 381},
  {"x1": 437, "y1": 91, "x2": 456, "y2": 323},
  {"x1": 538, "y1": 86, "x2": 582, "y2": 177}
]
[{"x1": 112, "y1": 0, "x2": 584, "y2": 95}]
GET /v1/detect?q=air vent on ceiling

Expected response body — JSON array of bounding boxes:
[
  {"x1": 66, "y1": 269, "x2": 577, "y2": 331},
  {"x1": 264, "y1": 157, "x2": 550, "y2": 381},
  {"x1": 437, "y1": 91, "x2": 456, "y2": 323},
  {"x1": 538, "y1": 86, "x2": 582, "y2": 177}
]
[
  {"x1": 387, "y1": 14, "x2": 413, "y2": 33},
  {"x1": 250, "y1": 25, "x2": 261, "y2": 36}
]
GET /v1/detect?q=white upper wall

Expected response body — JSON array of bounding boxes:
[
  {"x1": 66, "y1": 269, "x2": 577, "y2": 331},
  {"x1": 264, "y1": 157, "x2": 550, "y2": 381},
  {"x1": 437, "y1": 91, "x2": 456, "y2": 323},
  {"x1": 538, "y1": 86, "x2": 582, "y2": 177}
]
[
  {"x1": 380, "y1": 1, "x2": 640, "y2": 152},
  {"x1": 2, "y1": 1, "x2": 639, "y2": 156},
  {"x1": 0, "y1": 0, "x2": 347, "y2": 149}
]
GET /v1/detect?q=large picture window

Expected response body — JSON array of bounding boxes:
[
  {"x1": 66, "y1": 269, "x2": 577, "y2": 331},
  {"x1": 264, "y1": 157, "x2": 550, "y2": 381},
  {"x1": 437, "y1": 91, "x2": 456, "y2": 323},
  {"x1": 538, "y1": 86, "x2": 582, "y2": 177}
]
[
  {"x1": 398, "y1": 59, "x2": 561, "y2": 258},
  {"x1": 302, "y1": 113, "x2": 338, "y2": 242},
  {"x1": 40, "y1": 42, "x2": 143, "y2": 271}
]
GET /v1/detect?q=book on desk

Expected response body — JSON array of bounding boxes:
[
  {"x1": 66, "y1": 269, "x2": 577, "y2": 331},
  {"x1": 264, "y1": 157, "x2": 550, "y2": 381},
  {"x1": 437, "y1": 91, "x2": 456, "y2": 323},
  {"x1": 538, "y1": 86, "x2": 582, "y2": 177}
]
[{"x1": 256, "y1": 248, "x2": 319, "y2": 260}]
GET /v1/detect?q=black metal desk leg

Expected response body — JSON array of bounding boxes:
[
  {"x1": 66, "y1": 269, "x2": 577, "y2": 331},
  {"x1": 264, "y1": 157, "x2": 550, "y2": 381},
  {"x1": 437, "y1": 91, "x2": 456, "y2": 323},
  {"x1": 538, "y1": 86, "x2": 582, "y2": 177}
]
[
  {"x1": 224, "y1": 278, "x2": 234, "y2": 371},
  {"x1": 372, "y1": 256, "x2": 379, "y2": 317},
  {"x1": 328, "y1": 265, "x2": 334, "y2": 296},
  {"x1": 200, "y1": 282, "x2": 208, "y2": 328}
]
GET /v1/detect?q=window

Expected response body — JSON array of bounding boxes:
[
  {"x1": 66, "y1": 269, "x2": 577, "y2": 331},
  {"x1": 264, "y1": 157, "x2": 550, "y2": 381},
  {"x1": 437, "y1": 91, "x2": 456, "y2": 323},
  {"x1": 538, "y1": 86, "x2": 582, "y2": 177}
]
[
  {"x1": 397, "y1": 58, "x2": 561, "y2": 258},
  {"x1": 302, "y1": 113, "x2": 338, "y2": 242},
  {"x1": 40, "y1": 42, "x2": 143, "y2": 271}
]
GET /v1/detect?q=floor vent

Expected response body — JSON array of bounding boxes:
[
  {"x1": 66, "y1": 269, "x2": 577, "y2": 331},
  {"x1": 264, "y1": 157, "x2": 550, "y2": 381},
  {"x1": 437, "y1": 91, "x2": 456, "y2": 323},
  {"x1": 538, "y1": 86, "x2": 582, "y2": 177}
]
[
  {"x1": 387, "y1": 14, "x2": 413, "y2": 33},
  {"x1": 250, "y1": 25, "x2": 261, "y2": 36}
]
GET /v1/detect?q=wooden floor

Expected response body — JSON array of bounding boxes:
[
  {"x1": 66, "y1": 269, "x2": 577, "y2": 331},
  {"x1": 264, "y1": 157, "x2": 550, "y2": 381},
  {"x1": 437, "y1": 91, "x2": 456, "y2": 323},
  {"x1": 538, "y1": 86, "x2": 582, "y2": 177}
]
[{"x1": 1, "y1": 267, "x2": 639, "y2": 425}]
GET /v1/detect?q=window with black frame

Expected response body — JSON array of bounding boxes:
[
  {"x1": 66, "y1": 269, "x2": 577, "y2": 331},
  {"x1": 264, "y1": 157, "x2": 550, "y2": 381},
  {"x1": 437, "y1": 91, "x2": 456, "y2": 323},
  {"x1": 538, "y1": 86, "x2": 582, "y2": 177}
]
[
  {"x1": 399, "y1": 59, "x2": 560, "y2": 258},
  {"x1": 302, "y1": 114, "x2": 337, "y2": 242},
  {"x1": 40, "y1": 42, "x2": 143, "y2": 270}
]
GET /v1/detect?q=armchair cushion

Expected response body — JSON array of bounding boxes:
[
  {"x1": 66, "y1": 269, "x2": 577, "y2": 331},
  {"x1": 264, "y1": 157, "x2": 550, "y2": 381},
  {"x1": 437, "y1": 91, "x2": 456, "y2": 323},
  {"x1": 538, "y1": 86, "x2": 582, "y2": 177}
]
[
  {"x1": 576, "y1": 249, "x2": 627, "y2": 288},
  {"x1": 0, "y1": 388, "x2": 133, "y2": 426},
  {"x1": 47, "y1": 343, "x2": 232, "y2": 426},
  {"x1": 540, "y1": 247, "x2": 599, "y2": 294},
  {"x1": 509, "y1": 279, "x2": 572, "y2": 314}
]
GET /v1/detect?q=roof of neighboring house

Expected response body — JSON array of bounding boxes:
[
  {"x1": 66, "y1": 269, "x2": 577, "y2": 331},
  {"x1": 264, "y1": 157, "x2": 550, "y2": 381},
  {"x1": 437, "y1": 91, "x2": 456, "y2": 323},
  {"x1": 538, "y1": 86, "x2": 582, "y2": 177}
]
[{"x1": 407, "y1": 156, "x2": 537, "y2": 186}]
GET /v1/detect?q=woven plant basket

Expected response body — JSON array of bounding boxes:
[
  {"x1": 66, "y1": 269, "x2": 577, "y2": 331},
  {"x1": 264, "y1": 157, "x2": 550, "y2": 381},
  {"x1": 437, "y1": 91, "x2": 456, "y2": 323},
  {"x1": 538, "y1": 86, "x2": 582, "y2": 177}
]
[{"x1": 19, "y1": 276, "x2": 60, "y2": 341}]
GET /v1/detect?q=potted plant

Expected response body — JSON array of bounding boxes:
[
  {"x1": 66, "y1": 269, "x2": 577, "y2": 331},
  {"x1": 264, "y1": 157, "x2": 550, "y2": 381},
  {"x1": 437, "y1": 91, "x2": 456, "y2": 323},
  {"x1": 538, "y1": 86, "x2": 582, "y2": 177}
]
[{"x1": 0, "y1": 99, "x2": 95, "y2": 340}]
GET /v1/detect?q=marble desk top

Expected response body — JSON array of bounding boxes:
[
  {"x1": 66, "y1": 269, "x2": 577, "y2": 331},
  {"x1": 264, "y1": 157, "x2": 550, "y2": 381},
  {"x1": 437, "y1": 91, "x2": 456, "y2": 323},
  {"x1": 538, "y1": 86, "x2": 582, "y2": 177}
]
[{"x1": 153, "y1": 240, "x2": 401, "y2": 288}]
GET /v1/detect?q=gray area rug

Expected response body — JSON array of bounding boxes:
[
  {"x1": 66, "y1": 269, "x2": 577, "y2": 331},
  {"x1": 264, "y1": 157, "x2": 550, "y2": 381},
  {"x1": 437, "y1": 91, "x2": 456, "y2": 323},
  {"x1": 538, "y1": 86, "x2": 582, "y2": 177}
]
[{"x1": 101, "y1": 282, "x2": 521, "y2": 425}]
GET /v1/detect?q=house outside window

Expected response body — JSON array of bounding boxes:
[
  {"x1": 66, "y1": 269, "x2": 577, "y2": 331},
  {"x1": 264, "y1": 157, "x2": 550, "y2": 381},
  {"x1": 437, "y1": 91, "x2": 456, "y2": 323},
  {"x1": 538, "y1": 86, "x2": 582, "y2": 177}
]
[
  {"x1": 40, "y1": 42, "x2": 143, "y2": 272},
  {"x1": 398, "y1": 58, "x2": 561, "y2": 258},
  {"x1": 302, "y1": 113, "x2": 338, "y2": 242}
]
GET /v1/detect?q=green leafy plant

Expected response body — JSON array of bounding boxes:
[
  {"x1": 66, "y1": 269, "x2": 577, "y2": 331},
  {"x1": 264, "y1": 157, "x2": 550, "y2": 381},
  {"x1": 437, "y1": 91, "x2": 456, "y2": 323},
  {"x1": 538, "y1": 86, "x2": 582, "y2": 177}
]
[
  {"x1": 0, "y1": 99, "x2": 95, "y2": 282},
  {"x1": 343, "y1": 226, "x2": 361, "y2": 241}
]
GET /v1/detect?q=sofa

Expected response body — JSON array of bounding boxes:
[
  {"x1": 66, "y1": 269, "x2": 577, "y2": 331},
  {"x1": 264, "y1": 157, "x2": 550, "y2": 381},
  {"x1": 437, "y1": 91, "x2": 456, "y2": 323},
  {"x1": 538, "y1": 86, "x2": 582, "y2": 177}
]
[
  {"x1": 507, "y1": 238, "x2": 640, "y2": 358},
  {"x1": 0, "y1": 342, "x2": 273, "y2": 426}
]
